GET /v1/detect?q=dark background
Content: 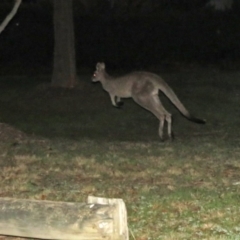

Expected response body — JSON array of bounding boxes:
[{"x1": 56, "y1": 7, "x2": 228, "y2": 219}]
[{"x1": 0, "y1": 0, "x2": 239, "y2": 75}]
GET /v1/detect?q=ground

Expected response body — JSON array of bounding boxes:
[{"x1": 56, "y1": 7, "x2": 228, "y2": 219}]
[{"x1": 0, "y1": 68, "x2": 240, "y2": 239}]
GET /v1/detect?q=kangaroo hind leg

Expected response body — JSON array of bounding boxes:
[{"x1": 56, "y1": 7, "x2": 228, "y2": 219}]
[
  {"x1": 151, "y1": 94, "x2": 173, "y2": 140},
  {"x1": 133, "y1": 92, "x2": 172, "y2": 141}
]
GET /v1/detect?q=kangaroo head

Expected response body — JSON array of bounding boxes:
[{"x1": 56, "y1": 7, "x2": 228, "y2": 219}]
[{"x1": 92, "y1": 62, "x2": 106, "y2": 82}]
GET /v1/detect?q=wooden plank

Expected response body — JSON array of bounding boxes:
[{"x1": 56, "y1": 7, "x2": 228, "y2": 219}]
[
  {"x1": 88, "y1": 196, "x2": 129, "y2": 240},
  {"x1": 0, "y1": 197, "x2": 129, "y2": 240}
]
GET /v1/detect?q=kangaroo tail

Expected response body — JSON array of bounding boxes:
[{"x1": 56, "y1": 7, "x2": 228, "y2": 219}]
[
  {"x1": 186, "y1": 115, "x2": 206, "y2": 124},
  {"x1": 159, "y1": 80, "x2": 206, "y2": 124}
]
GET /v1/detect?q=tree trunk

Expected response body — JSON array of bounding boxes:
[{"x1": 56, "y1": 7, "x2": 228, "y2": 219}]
[{"x1": 52, "y1": 0, "x2": 77, "y2": 88}]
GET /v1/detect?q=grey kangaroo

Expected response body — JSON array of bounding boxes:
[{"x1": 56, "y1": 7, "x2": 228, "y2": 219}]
[{"x1": 92, "y1": 62, "x2": 205, "y2": 140}]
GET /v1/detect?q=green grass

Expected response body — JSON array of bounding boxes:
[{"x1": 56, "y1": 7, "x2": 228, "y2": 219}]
[{"x1": 1, "y1": 68, "x2": 240, "y2": 239}]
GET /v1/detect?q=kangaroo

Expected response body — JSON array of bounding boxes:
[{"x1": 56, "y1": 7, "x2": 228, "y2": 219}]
[{"x1": 92, "y1": 62, "x2": 205, "y2": 140}]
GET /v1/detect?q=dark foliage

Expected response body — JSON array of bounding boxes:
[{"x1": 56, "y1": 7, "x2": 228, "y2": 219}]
[{"x1": 0, "y1": 1, "x2": 239, "y2": 74}]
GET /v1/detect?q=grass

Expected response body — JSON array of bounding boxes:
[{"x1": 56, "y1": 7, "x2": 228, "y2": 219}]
[{"x1": 1, "y1": 67, "x2": 240, "y2": 239}]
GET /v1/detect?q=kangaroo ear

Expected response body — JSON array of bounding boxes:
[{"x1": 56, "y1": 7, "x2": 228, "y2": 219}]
[
  {"x1": 96, "y1": 62, "x2": 105, "y2": 70},
  {"x1": 96, "y1": 62, "x2": 101, "y2": 70},
  {"x1": 100, "y1": 62, "x2": 105, "y2": 70}
]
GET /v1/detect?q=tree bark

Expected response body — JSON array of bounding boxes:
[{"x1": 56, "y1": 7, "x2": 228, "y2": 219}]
[{"x1": 52, "y1": 0, "x2": 77, "y2": 88}]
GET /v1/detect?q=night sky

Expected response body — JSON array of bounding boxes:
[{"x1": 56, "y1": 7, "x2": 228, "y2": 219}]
[{"x1": 0, "y1": 0, "x2": 239, "y2": 74}]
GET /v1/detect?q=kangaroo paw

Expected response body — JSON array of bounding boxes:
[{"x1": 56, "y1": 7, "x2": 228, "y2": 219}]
[
  {"x1": 117, "y1": 101, "x2": 124, "y2": 107},
  {"x1": 169, "y1": 132, "x2": 174, "y2": 141},
  {"x1": 114, "y1": 101, "x2": 124, "y2": 108}
]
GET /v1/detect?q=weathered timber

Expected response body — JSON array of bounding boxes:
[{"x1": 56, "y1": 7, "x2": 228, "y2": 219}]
[
  {"x1": 0, "y1": 196, "x2": 128, "y2": 240},
  {"x1": 88, "y1": 196, "x2": 129, "y2": 240}
]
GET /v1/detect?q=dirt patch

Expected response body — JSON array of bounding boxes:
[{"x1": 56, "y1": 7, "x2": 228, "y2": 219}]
[{"x1": 0, "y1": 123, "x2": 29, "y2": 143}]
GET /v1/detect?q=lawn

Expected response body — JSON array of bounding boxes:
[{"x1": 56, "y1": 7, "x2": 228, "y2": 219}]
[{"x1": 0, "y1": 67, "x2": 240, "y2": 239}]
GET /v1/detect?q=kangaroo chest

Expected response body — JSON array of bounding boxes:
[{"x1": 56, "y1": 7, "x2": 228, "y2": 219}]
[{"x1": 103, "y1": 81, "x2": 133, "y2": 98}]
